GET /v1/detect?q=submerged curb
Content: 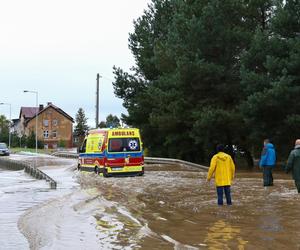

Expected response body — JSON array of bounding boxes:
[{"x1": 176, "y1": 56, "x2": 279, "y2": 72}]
[
  {"x1": 51, "y1": 152, "x2": 209, "y2": 171},
  {"x1": 0, "y1": 157, "x2": 57, "y2": 189}
]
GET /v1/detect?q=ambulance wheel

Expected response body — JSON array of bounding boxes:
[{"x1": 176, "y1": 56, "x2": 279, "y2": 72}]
[
  {"x1": 138, "y1": 167, "x2": 144, "y2": 176},
  {"x1": 94, "y1": 166, "x2": 100, "y2": 174},
  {"x1": 103, "y1": 168, "x2": 109, "y2": 177}
]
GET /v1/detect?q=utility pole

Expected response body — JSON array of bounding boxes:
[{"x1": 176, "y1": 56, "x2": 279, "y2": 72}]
[
  {"x1": 23, "y1": 90, "x2": 38, "y2": 154},
  {"x1": 96, "y1": 73, "x2": 101, "y2": 128}
]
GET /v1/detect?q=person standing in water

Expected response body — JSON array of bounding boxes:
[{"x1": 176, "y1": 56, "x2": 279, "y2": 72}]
[
  {"x1": 259, "y1": 139, "x2": 276, "y2": 186},
  {"x1": 285, "y1": 139, "x2": 300, "y2": 193},
  {"x1": 207, "y1": 144, "x2": 235, "y2": 206}
]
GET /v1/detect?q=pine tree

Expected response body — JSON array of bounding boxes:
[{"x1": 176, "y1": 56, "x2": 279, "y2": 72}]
[
  {"x1": 113, "y1": 0, "x2": 251, "y2": 162},
  {"x1": 240, "y1": 0, "x2": 300, "y2": 157},
  {"x1": 112, "y1": 0, "x2": 297, "y2": 163},
  {"x1": 74, "y1": 108, "x2": 89, "y2": 138}
]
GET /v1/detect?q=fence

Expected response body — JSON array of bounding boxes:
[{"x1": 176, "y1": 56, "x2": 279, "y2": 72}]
[{"x1": 51, "y1": 152, "x2": 208, "y2": 171}]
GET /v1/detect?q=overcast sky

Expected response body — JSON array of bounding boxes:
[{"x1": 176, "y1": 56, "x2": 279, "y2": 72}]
[{"x1": 0, "y1": 0, "x2": 150, "y2": 127}]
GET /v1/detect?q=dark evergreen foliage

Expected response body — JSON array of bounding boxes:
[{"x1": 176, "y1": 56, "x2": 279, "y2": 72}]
[{"x1": 113, "y1": 0, "x2": 300, "y2": 163}]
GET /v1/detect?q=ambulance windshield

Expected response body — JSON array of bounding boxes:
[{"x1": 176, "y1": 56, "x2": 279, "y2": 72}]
[{"x1": 108, "y1": 138, "x2": 140, "y2": 152}]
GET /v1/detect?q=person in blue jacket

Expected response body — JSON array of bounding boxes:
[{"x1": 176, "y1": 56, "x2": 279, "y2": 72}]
[{"x1": 259, "y1": 139, "x2": 276, "y2": 186}]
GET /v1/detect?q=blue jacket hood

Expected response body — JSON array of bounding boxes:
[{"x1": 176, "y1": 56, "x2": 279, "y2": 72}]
[{"x1": 266, "y1": 143, "x2": 274, "y2": 149}]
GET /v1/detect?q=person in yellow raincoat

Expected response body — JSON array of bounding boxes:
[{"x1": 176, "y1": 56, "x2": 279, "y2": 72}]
[{"x1": 207, "y1": 144, "x2": 235, "y2": 205}]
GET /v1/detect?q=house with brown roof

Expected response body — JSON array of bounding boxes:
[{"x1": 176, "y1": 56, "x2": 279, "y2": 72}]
[
  {"x1": 15, "y1": 106, "x2": 40, "y2": 136},
  {"x1": 17, "y1": 102, "x2": 74, "y2": 149}
]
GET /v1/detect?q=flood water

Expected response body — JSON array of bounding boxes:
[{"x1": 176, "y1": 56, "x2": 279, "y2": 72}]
[
  {"x1": 0, "y1": 168, "x2": 41, "y2": 249},
  {"x1": 78, "y1": 164, "x2": 300, "y2": 250},
  {"x1": 0, "y1": 155, "x2": 87, "y2": 250},
  {"x1": 1, "y1": 154, "x2": 300, "y2": 249}
]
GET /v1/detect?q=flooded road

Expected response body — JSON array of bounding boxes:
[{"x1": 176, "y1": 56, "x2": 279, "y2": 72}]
[
  {"x1": 78, "y1": 164, "x2": 300, "y2": 249},
  {"x1": 0, "y1": 154, "x2": 104, "y2": 250},
  {"x1": 0, "y1": 168, "x2": 41, "y2": 249},
  {"x1": 0, "y1": 165, "x2": 79, "y2": 249},
  {"x1": 1, "y1": 154, "x2": 300, "y2": 249}
]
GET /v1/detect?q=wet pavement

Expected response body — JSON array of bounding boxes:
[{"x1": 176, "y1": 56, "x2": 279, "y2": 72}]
[{"x1": 1, "y1": 154, "x2": 300, "y2": 249}]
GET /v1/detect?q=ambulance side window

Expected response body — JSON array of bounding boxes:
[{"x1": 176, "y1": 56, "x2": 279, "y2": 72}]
[{"x1": 79, "y1": 139, "x2": 87, "y2": 153}]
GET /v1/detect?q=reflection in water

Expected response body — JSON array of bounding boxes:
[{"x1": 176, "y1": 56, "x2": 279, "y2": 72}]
[{"x1": 205, "y1": 220, "x2": 248, "y2": 250}]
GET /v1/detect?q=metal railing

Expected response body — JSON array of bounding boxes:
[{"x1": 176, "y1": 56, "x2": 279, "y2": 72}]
[
  {"x1": 52, "y1": 151, "x2": 78, "y2": 159},
  {"x1": 51, "y1": 152, "x2": 208, "y2": 171},
  {"x1": 144, "y1": 157, "x2": 208, "y2": 170}
]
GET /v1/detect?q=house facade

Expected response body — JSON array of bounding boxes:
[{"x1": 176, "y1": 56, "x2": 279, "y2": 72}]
[
  {"x1": 21, "y1": 103, "x2": 74, "y2": 149},
  {"x1": 14, "y1": 107, "x2": 40, "y2": 137}
]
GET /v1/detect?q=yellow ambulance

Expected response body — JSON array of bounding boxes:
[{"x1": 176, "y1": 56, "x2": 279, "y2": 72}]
[{"x1": 78, "y1": 128, "x2": 144, "y2": 177}]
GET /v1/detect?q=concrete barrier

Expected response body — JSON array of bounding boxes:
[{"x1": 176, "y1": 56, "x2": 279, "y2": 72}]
[
  {"x1": 0, "y1": 157, "x2": 24, "y2": 171},
  {"x1": 52, "y1": 152, "x2": 208, "y2": 171},
  {"x1": 0, "y1": 157, "x2": 57, "y2": 189}
]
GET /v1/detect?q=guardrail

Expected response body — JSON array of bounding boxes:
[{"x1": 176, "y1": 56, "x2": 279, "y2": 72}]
[
  {"x1": 52, "y1": 151, "x2": 78, "y2": 159},
  {"x1": 144, "y1": 157, "x2": 208, "y2": 170},
  {"x1": 51, "y1": 152, "x2": 208, "y2": 171},
  {"x1": 0, "y1": 157, "x2": 57, "y2": 189}
]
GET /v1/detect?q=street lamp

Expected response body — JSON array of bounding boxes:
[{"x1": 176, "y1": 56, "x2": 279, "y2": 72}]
[
  {"x1": 0, "y1": 103, "x2": 12, "y2": 149},
  {"x1": 23, "y1": 90, "x2": 38, "y2": 154}
]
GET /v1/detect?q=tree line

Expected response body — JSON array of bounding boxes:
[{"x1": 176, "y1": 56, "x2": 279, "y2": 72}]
[
  {"x1": 0, "y1": 115, "x2": 43, "y2": 148},
  {"x1": 112, "y1": 0, "x2": 300, "y2": 165}
]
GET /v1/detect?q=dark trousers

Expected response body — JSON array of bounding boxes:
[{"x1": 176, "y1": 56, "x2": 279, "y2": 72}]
[
  {"x1": 263, "y1": 166, "x2": 274, "y2": 186},
  {"x1": 216, "y1": 186, "x2": 232, "y2": 205},
  {"x1": 295, "y1": 181, "x2": 300, "y2": 193}
]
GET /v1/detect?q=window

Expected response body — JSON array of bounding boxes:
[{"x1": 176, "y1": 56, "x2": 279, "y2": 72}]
[
  {"x1": 52, "y1": 130, "x2": 57, "y2": 138},
  {"x1": 108, "y1": 138, "x2": 140, "y2": 152},
  {"x1": 53, "y1": 119, "x2": 58, "y2": 126},
  {"x1": 43, "y1": 130, "x2": 49, "y2": 138},
  {"x1": 53, "y1": 144, "x2": 57, "y2": 149},
  {"x1": 43, "y1": 120, "x2": 49, "y2": 127}
]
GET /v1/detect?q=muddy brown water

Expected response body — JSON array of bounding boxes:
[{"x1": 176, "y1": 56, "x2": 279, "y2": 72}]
[
  {"x1": 78, "y1": 164, "x2": 300, "y2": 250},
  {"x1": 1, "y1": 154, "x2": 300, "y2": 249}
]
